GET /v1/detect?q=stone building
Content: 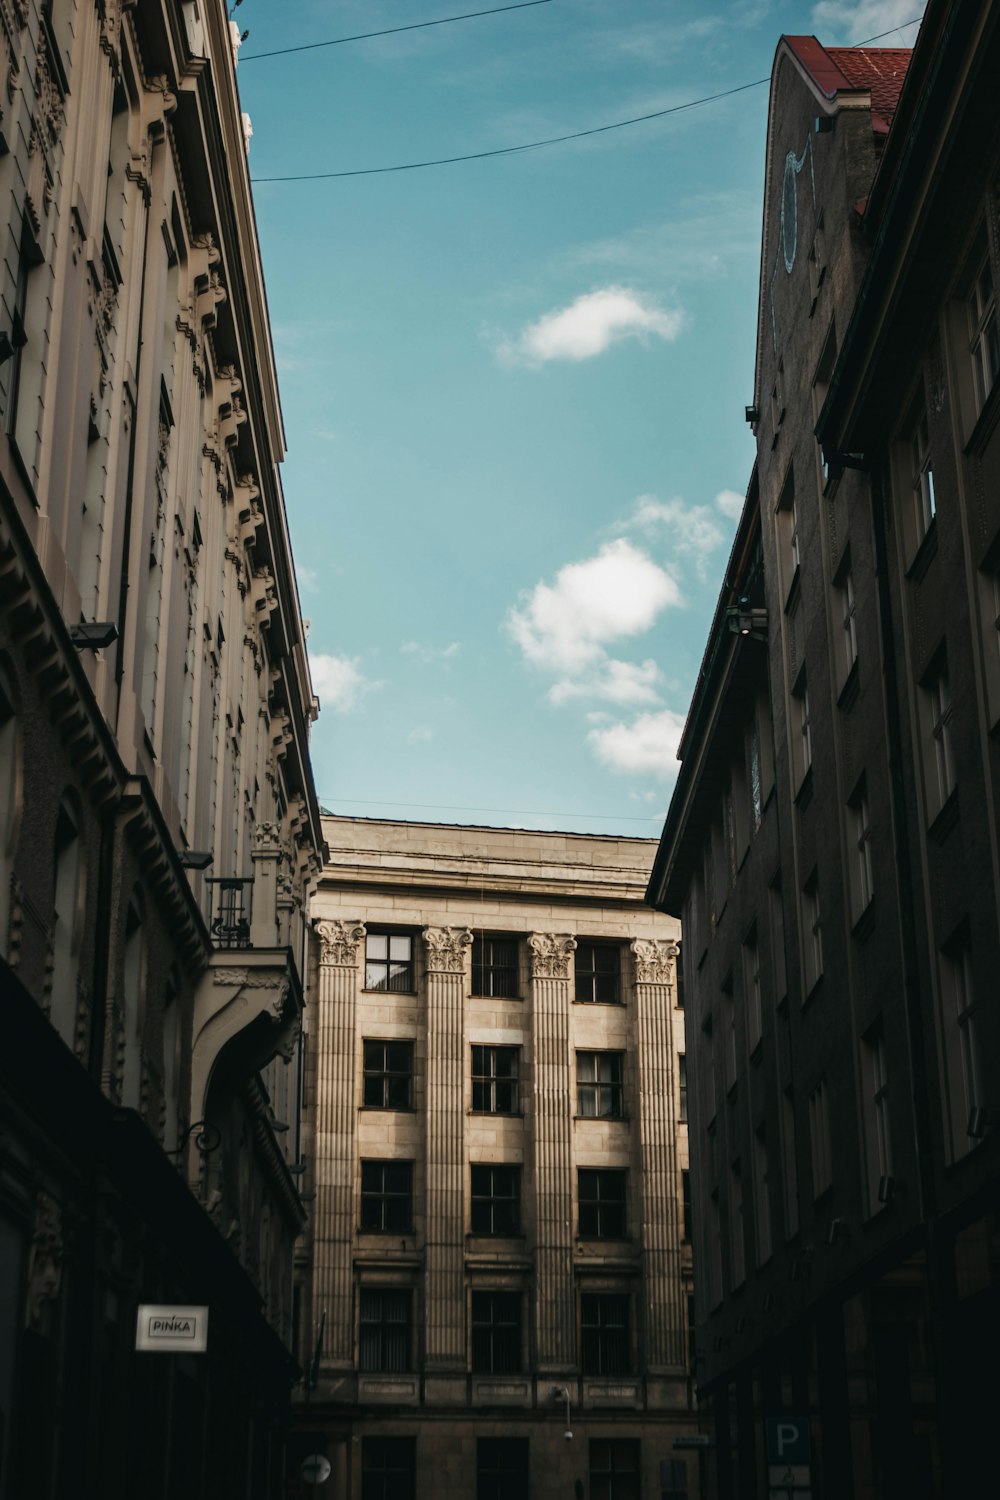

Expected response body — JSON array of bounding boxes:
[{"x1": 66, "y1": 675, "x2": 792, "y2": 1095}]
[
  {"x1": 0, "y1": 3, "x2": 322, "y2": 1495},
  {"x1": 297, "y1": 816, "x2": 695, "y2": 1499},
  {"x1": 648, "y1": 6, "x2": 1000, "y2": 1497}
]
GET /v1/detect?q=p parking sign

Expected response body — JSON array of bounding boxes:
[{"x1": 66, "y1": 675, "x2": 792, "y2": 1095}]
[{"x1": 766, "y1": 1417, "x2": 810, "y2": 1465}]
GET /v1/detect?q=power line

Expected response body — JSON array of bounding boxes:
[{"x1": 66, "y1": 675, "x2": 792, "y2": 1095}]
[
  {"x1": 249, "y1": 16, "x2": 925, "y2": 184},
  {"x1": 319, "y1": 796, "x2": 665, "y2": 823},
  {"x1": 240, "y1": 0, "x2": 553, "y2": 64}
]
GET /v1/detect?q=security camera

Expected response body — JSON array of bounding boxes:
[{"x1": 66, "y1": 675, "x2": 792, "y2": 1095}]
[{"x1": 564, "y1": 1430, "x2": 573, "y2": 1443}]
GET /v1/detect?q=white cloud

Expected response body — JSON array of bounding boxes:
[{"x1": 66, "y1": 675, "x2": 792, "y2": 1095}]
[
  {"x1": 407, "y1": 726, "x2": 433, "y2": 744},
  {"x1": 506, "y1": 539, "x2": 681, "y2": 675},
  {"x1": 499, "y1": 286, "x2": 684, "y2": 366},
  {"x1": 308, "y1": 652, "x2": 366, "y2": 714},
  {"x1": 811, "y1": 0, "x2": 925, "y2": 43},
  {"x1": 715, "y1": 488, "x2": 745, "y2": 521},
  {"x1": 587, "y1": 708, "x2": 687, "y2": 779},
  {"x1": 296, "y1": 564, "x2": 319, "y2": 592},
  {"x1": 622, "y1": 493, "x2": 725, "y2": 579},
  {"x1": 549, "y1": 657, "x2": 662, "y2": 708},
  {"x1": 401, "y1": 640, "x2": 461, "y2": 664}
]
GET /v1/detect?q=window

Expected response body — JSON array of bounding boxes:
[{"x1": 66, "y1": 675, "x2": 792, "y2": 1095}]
[
  {"x1": 837, "y1": 565, "x2": 858, "y2": 680},
  {"x1": 686, "y1": 1293, "x2": 696, "y2": 1371},
  {"x1": 365, "y1": 932, "x2": 414, "y2": 993},
  {"x1": 121, "y1": 894, "x2": 145, "y2": 1110},
  {"x1": 769, "y1": 879, "x2": 787, "y2": 1004},
  {"x1": 578, "y1": 1169, "x2": 627, "y2": 1239},
  {"x1": 909, "y1": 407, "x2": 936, "y2": 553},
  {"x1": 791, "y1": 675, "x2": 812, "y2": 787},
  {"x1": 849, "y1": 788, "x2": 874, "y2": 921},
  {"x1": 674, "y1": 944, "x2": 684, "y2": 1008},
  {"x1": 723, "y1": 975, "x2": 737, "y2": 1091},
  {"x1": 862, "y1": 1023, "x2": 892, "y2": 1213},
  {"x1": 770, "y1": 360, "x2": 786, "y2": 436},
  {"x1": 590, "y1": 1439, "x2": 639, "y2": 1500},
  {"x1": 753, "y1": 1129, "x2": 772, "y2": 1265},
  {"x1": 808, "y1": 216, "x2": 826, "y2": 308},
  {"x1": 681, "y1": 1169, "x2": 692, "y2": 1242},
  {"x1": 363, "y1": 1040, "x2": 414, "y2": 1109},
  {"x1": 968, "y1": 234, "x2": 999, "y2": 414},
  {"x1": 921, "y1": 660, "x2": 956, "y2": 819},
  {"x1": 706, "y1": 1192, "x2": 723, "y2": 1309},
  {"x1": 477, "y1": 1438, "x2": 529, "y2": 1500},
  {"x1": 748, "y1": 715, "x2": 763, "y2": 831},
  {"x1": 744, "y1": 930, "x2": 762, "y2": 1052},
  {"x1": 703, "y1": 1016, "x2": 717, "y2": 1124},
  {"x1": 50, "y1": 794, "x2": 83, "y2": 1043},
  {"x1": 581, "y1": 1296, "x2": 630, "y2": 1376},
  {"x1": 471, "y1": 935, "x2": 519, "y2": 997},
  {"x1": 360, "y1": 1160, "x2": 413, "y2": 1233},
  {"x1": 812, "y1": 320, "x2": 838, "y2": 488},
  {"x1": 162, "y1": 971, "x2": 181, "y2": 1153},
  {"x1": 577, "y1": 1052, "x2": 624, "y2": 1119},
  {"x1": 471, "y1": 1290, "x2": 521, "y2": 1373},
  {"x1": 678, "y1": 1055, "x2": 688, "y2": 1123},
  {"x1": 575, "y1": 942, "x2": 621, "y2": 1004},
  {"x1": 729, "y1": 1164, "x2": 746, "y2": 1287},
  {"x1": 359, "y1": 1288, "x2": 412, "y2": 1372},
  {"x1": 662, "y1": 1457, "x2": 689, "y2": 1500},
  {"x1": 362, "y1": 1438, "x2": 415, "y2": 1500},
  {"x1": 471, "y1": 1164, "x2": 520, "y2": 1236},
  {"x1": 940, "y1": 928, "x2": 982, "y2": 1155},
  {"x1": 781, "y1": 1089, "x2": 799, "y2": 1237},
  {"x1": 776, "y1": 468, "x2": 799, "y2": 598},
  {"x1": 977, "y1": 564, "x2": 1000, "y2": 725},
  {"x1": 472, "y1": 1045, "x2": 520, "y2": 1114},
  {"x1": 802, "y1": 876, "x2": 823, "y2": 994},
  {"x1": 0, "y1": 663, "x2": 21, "y2": 948},
  {"x1": 808, "y1": 1081, "x2": 832, "y2": 1198}
]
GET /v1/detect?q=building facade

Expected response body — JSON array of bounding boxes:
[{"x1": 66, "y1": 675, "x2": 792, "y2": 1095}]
[
  {"x1": 648, "y1": 7, "x2": 1000, "y2": 1498},
  {"x1": 298, "y1": 816, "x2": 694, "y2": 1500},
  {"x1": 0, "y1": 3, "x2": 323, "y2": 1495}
]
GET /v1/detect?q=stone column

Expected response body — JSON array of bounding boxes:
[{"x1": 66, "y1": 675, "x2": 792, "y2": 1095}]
[
  {"x1": 312, "y1": 919, "x2": 366, "y2": 1369},
  {"x1": 631, "y1": 938, "x2": 685, "y2": 1369},
  {"x1": 422, "y1": 925, "x2": 473, "y2": 1374},
  {"x1": 529, "y1": 932, "x2": 577, "y2": 1371}
]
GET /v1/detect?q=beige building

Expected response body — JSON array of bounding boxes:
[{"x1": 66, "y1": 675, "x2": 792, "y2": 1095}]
[
  {"x1": 298, "y1": 816, "x2": 695, "y2": 1500},
  {"x1": 0, "y1": 3, "x2": 322, "y2": 1494}
]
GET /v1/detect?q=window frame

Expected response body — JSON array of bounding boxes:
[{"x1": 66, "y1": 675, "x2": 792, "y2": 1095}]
[
  {"x1": 578, "y1": 1168, "x2": 628, "y2": 1240},
  {"x1": 576, "y1": 1050, "x2": 625, "y2": 1120},
  {"x1": 470, "y1": 1163, "x2": 521, "y2": 1237},
  {"x1": 362, "y1": 1438, "x2": 415, "y2": 1500},
  {"x1": 574, "y1": 941, "x2": 622, "y2": 1005},
  {"x1": 364, "y1": 931, "x2": 415, "y2": 994},
  {"x1": 471, "y1": 934, "x2": 520, "y2": 998},
  {"x1": 362, "y1": 1039, "x2": 414, "y2": 1110},
  {"x1": 477, "y1": 1438, "x2": 529, "y2": 1500},
  {"x1": 359, "y1": 1286, "x2": 412, "y2": 1373},
  {"x1": 581, "y1": 1295, "x2": 631, "y2": 1378},
  {"x1": 471, "y1": 1289, "x2": 522, "y2": 1374},
  {"x1": 471, "y1": 1044, "x2": 520, "y2": 1115},
  {"x1": 360, "y1": 1159, "x2": 414, "y2": 1234}
]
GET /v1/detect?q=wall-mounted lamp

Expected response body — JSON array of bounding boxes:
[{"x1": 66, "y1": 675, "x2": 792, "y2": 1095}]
[
  {"x1": 744, "y1": 405, "x2": 759, "y2": 424},
  {"x1": 178, "y1": 849, "x2": 214, "y2": 870},
  {"x1": 69, "y1": 621, "x2": 119, "y2": 650},
  {"x1": 550, "y1": 1385, "x2": 573, "y2": 1442},
  {"x1": 815, "y1": 114, "x2": 836, "y2": 134},
  {"x1": 726, "y1": 597, "x2": 769, "y2": 640}
]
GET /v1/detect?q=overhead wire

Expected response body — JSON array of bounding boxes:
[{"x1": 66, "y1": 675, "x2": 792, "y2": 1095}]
[
  {"x1": 240, "y1": 0, "x2": 553, "y2": 63},
  {"x1": 250, "y1": 15, "x2": 924, "y2": 184}
]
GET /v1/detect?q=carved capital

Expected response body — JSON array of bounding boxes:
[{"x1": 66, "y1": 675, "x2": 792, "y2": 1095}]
[
  {"x1": 528, "y1": 932, "x2": 577, "y2": 980},
  {"x1": 422, "y1": 925, "x2": 473, "y2": 974},
  {"x1": 630, "y1": 938, "x2": 679, "y2": 986},
  {"x1": 315, "y1": 919, "x2": 366, "y2": 969}
]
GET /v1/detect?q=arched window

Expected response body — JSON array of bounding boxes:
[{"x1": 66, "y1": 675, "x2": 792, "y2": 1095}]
[
  {"x1": 162, "y1": 969, "x2": 182, "y2": 1151},
  {"x1": 121, "y1": 893, "x2": 146, "y2": 1109},
  {"x1": 0, "y1": 660, "x2": 21, "y2": 951},
  {"x1": 49, "y1": 794, "x2": 83, "y2": 1045}
]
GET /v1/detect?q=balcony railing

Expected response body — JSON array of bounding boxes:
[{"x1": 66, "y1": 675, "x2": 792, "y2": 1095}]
[{"x1": 207, "y1": 876, "x2": 254, "y2": 949}]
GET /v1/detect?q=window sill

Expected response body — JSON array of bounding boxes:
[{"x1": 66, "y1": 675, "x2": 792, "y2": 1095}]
[
  {"x1": 851, "y1": 899, "x2": 876, "y2": 943},
  {"x1": 837, "y1": 658, "x2": 860, "y2": 709},
  {"x1": 801, "y1": 974, "x2": 824, "y2": 1009},
  {"x1": 793, "y1": 766, "x2": 814, "y2": 809},
  {"x1": 362, "y1": 988, "x2": 416, "y2": 997},
  {"x1": 360, "y1": 1104, "x2": 416, "y2": 1114},
  {"x1": 471, "y1": 993, "x2": 523, "y2": 1002},
  {"x1": 784, "y1": 567, "x2": 801, "y2": 615},
  {"x1": 905, "y1": 517, "x2": 938, "y2": 583},
  {"x1": 573, "y1": 998, "x2": 625, "y2": 1007},
  {"x1": 574, "y1": 1114, "x2": 628, "y2": 1124},
  {"x1": 963, "y1": 375, "x2": 1000, "y2": 456},
  {"x1": 469, "y1": 1110, "x2": 523, "y2": 1119},
  {"x1": 927, "y1": 786, "x2": 959, "y2": 843}
]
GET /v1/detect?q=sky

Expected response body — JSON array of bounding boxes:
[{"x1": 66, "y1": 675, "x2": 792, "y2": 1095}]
[{"x1": 235, "y1": 0, "x2": 925, "y2": 837}]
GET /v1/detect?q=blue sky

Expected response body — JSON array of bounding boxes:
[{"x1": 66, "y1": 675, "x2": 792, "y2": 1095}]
[{"x1": 236, "y1": 0, "x2": 923, "y2": 835}]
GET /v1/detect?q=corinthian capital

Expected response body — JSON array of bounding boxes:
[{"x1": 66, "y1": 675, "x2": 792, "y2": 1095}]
[
  {"x1": 315, "y1": 919, "x2": 366, "y2": 968},
  {"x1": 528, "y1": 932, "x2": 577, "y2": 980},
  {"x1": 630, "y1": 938, "x2": 679, "y2": 986},
  {"x1": 422, "y1": 926, "x2": 473, "y2": 974}
]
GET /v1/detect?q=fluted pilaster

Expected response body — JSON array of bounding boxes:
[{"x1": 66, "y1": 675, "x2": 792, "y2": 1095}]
[
  {"x1": 313, "y1": 919, "x2": 365, "y2": 1366},
  {"x1": 529, "y1": 932, "x2": 577, "y2": 1370},
  {"x1": 423, "y1": 925, "x2": 473, "y2": 1370},
  {"x1": 632, "y1": 938, "x2": 685, "y2": 1369}
]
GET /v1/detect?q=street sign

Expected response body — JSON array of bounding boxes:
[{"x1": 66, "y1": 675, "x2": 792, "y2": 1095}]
[
  {"x1": 135, "y1": 1304, "x2": 209, "y2": 1353},
  {"x1": 673, "y1": 1436, "x2": 712, "y2": 1450},
  {"x1": 766, "y1": 1417, "x2": 811, "y2": 1465},
  {"x1": 769, "y1": 1465, "x2": 811, "y2": 1486}
]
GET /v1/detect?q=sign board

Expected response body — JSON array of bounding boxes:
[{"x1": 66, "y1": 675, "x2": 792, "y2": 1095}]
[
  {"x1": 672, "y1": 1436, "x2": 712, "y2": 1450},
  {"x1": 135, "y1": 1304, "x2": 209, "y2": 1353},
  {"x1": 769, "y1": 1466, "x2": 810, "y2": 1487},
  {"x1": 766, "y1": 1417, "x2": 810, "y2": 1465}
]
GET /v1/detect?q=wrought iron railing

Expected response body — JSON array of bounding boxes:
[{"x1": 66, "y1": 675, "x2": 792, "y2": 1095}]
[{"x1": 207, "y1": 876, "x2": 254, "y2": 949}]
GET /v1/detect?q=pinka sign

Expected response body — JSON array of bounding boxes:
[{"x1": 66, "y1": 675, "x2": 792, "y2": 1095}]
[{"x1": 135, "y1": 1304, "x2": 209, "y2": 1353}]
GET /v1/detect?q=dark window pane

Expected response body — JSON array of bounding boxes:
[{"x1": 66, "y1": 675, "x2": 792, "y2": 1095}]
[
  {"x1": 472, "y1": 937, "x2": 520, "y2": 998},
  {"x1": 360, "y1": 1161, "x2": 413, "y2": 1233},
  {"x1": 477, "y1": 1437, "x2": 529, "y2": 1500},
  {"x1": 582, "y1": 1295, "x2": 630, "y2": 1375},
  {"x1": 471, "y1": 1165, "x2": 520, "y2": 1236},
  {"x1": 365, "y1": 932, "x2": 414, "y2": 992},
  {"x1": 363, "y1": 1040, "x2": 413, "y2": 1110},
  {"x1": 471, "y1": 1291, "x2": 521, "y2": 1373},
  {"x1": 575, "y1": 944, "x2": 622, "y2": 1004},
  {"x1": 472, "y1": 1046, "x2": 520, "y2": 1114},
  {"x1": 362, "y1": 1437, "x2": 415, "y2": 1500},
  {"x1": 359, "y1": 1289, "x2": 411, "y2": 1373},
  {"x1": 579, "y1": 1170, "x2": 627, "y2": 1239}
]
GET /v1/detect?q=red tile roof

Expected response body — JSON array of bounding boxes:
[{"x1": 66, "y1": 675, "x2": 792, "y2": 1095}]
[{"x1": 784, "y1": 36, "x2": 912, "y2": 138}]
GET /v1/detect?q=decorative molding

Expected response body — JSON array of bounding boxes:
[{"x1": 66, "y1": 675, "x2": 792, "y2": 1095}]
[
  {"x1": 315, "y1": 919, "x2": 366, "y2": 969},
  {"x1": 422, "y1": 925, "x2": 472, "y2": 974},
  {"x1": 630, "y1": 938, "x2": 679, "y2": 986},
  {"x1": 25, "y1": 1192, "x2": 63, "y2": 1328},
  {"x1": 528, "y1": 931, "x2": 577, "y2": 980}
]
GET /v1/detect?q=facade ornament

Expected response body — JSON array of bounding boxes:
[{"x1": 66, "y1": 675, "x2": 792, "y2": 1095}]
[
  {"x1": 528, "y1": 932, "x2": 577, "y2": 979},
  {"x1": 267, "y1": 979, "x2": 290, "y2": 1023},
  {"x1": 253, "y1": 820, "x2": 281, "y2": 853},
  {"x1": 315, "y1": 919, "x2": 366, "y2": 968},
  {"x1": 630, "y1": 938, "x2": 680, "y2": 986},
  {"x1": 145, "y1": 73, "x2": 177, "y2": 120},
  {"x1": 25, "y1": 1192, "x2": 63, "y2": 1327},
  {"x1": 422, "y1": 926, "x2": 473, "y2": 974}
]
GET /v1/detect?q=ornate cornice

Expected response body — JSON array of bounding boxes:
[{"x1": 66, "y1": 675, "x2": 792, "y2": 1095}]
[
  {"x1": 528, "y1": 932, "x2": 577, "y2": 980},
  {"x1": 315, "y1": 919, "x2": 366, "y2": 969},
  {"x1": 422, "y1": 925, "x2": 472, "y2": 974},
  {"x1": 630, "y1": 938, "x2": 679, "y2": 986}
]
